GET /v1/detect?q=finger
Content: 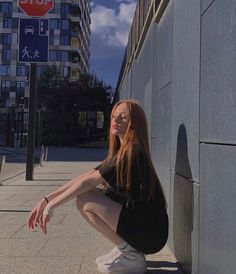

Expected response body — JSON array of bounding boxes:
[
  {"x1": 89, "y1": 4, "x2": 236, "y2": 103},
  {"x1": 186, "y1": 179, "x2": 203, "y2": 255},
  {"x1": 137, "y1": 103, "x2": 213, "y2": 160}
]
[
  {"x1": 35, "y1": 210, "x2": 41, "y2": 224},
  {"x1": 28, "y1": 214, "x2": 35, "y2": 230},
  {"x1": 43, "y1": 215, "x2": 49, "y2": 234}
]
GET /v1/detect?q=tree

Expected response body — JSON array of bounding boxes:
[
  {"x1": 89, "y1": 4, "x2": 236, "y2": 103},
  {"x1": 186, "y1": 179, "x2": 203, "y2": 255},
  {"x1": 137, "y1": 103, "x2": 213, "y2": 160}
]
[{"x1": 37, "y1": 66, "x2": 113, "y2": 145}]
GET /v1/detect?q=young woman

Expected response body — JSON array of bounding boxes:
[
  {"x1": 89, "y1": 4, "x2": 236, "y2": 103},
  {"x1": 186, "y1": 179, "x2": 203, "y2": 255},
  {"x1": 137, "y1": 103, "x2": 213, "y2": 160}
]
[{"x1": 28, "y1": 99, "x2": 169, "y2": 274}]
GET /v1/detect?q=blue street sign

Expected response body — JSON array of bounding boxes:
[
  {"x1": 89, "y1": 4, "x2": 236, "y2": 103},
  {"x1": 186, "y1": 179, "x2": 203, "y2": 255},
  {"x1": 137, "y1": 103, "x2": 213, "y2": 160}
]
[{"x1": 19, "y1": 18, "x2": 49, "y2": 63}]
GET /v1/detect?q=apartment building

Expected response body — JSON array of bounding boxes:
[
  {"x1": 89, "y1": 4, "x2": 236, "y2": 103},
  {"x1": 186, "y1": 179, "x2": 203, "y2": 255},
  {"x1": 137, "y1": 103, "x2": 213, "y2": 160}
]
[{"x1": 0, "y1": 0, "x2": 91, "y2": 112}]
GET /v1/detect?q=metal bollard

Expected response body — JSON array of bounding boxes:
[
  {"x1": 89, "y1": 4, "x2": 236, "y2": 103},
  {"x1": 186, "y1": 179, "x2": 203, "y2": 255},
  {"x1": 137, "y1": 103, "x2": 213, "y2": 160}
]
[
  {"x1": 0, "y1": 155, "x2": 6, "y2": 185},
  {"x1": 44, "y1": 147, "x2": 48, "y2": 162},
  {"x1": 40, "y1": 145, "x2": 45, "y2": 167}
]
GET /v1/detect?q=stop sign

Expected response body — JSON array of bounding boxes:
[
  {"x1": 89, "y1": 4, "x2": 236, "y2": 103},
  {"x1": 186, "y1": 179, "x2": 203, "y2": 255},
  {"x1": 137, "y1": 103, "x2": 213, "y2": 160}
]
[{"x1": 18, "y1": 0, "x2": 54, "y2": 17}]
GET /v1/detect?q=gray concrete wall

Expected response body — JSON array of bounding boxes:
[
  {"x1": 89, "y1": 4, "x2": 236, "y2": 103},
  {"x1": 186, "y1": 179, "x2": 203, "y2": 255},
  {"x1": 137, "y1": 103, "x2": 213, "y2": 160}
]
[{"x1": 118, "y1": 0, "x2": 236, "y2": 273}]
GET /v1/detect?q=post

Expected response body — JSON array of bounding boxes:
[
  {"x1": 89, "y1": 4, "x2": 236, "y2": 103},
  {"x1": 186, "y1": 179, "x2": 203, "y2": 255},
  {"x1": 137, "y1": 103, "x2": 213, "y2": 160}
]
[
  {"x1": 26, "y1": 63, "x2": 37, "y2": 180},
  {"x1": 0, "y1": 155, "x2": 6, "y2": 185}
]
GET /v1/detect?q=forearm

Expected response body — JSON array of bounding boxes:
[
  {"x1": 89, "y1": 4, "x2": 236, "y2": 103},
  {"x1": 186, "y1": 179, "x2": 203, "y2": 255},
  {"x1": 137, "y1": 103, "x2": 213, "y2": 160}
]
[
  {"x1": 47, "y1": 175, "x2": 98, "y2": 211},
  {"x1": 45, "y1": 170, "x2": 95, "y2": 202}
]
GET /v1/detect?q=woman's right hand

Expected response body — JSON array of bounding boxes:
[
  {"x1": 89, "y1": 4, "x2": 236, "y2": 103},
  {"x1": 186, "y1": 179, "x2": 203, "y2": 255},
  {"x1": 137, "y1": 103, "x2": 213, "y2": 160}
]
[{"x1": 27, "y1": 198, "x2": 48, "y2": 230}]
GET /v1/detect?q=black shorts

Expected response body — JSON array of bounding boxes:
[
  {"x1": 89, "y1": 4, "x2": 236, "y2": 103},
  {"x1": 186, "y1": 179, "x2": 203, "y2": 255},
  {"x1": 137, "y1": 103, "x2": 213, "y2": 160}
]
[{"x1": 105, "y1": 191, "x2": 169, "y2": 254}]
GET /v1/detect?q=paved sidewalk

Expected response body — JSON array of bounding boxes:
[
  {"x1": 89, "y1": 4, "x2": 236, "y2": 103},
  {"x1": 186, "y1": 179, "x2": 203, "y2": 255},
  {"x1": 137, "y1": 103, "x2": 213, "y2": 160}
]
[
  {"x1": 0, "y1": 148, "x2": 184, "y2": 274},
  {"x1": 0, "y1": 147, "x2": 41, "y2": 182}
]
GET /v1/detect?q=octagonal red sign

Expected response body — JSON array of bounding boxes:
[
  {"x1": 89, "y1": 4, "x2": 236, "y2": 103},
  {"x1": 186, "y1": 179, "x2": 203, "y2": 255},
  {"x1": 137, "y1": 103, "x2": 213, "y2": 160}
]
[{"x1": 18, "y1": 0, "x2": 54, "y2": 17}]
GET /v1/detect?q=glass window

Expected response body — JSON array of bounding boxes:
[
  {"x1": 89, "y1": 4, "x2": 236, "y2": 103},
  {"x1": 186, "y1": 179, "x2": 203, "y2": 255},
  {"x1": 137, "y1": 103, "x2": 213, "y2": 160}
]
[
  {"x1": 96, "y1": 112, "x2": 104, "y2": 128},
  {"x1": 50, "y1": 19, "x2": 59, "y2": 29},
  {"x1": 1, "y1": 2, "x2": 12, "y2": 13},
  {"x1": 49, "y1": 51, "x2": 60, "y2": 61},
  {"x1": 78, "y1": 112, "x2": 86, "y2": 128},
  {"x1": 61, "y1": 51, "x2": 69, "y2": 62},
  {"x1": 60, "y1": 35, "x2": 70, "y2": 46},
  {"x1": 59, "y1": 67, "x2": 69, "y2": 78},
  {"x1": 49, "y1": 51, "x2": 57, "y2": 61},
  {"x1": 61, "y1": 4, "x2": 70, "y2": 15},
  {"x1": 3, "y1": 33, "x2": 12, "y2": 44},
  {"x1": 49, "y1": 34, "x2": 54, "y2": 45},
  {"x1": 3, "y1": 18, "x2": 12, "y2": 28},
  {"x1": 17, "y1": 65, "x2": 28, "y2": 76},
  {"x1": 16, "y1": 82, "x2": 25, "y2": 93},
  {"x1": 1, "y1": 81, "x2": 11, "y2": 92},
  {"x1": 61, "y1": 20, "x2": 69, "y2": 30},
  {"x1": 0, "y1": 65, "x2": 10, "y2": 76},
  {"x1": 37, "y1": 66, "x2": 46, "y2": 77},
  {"x1": 2, "y1": 49, "x2": 11, "y2": 61}
]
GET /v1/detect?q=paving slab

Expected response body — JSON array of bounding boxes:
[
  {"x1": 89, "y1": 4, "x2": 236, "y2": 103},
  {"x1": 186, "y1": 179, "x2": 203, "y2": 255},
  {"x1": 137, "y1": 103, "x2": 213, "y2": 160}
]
[{"x1": 0, "y1": 148, "x2": 184, "y2": 274}]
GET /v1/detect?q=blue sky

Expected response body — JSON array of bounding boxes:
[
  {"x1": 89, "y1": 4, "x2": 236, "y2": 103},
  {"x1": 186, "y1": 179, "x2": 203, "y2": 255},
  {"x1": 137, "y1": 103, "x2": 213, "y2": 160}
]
[{"x1": 90, "y1": 0, "x2": 136, "y2": 89}]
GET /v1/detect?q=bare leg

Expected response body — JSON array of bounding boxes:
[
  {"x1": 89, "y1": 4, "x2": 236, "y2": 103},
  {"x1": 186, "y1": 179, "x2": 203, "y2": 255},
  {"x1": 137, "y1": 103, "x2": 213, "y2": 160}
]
[{"x1": 76, "y1": 190, "x2": 124, "y2": 246}]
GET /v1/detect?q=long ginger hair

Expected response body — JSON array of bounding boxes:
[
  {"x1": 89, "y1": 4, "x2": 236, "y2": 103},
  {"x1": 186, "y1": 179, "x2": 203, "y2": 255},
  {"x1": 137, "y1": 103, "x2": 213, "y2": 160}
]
[{"x1": 107, "y1": 99, "x2": 166, "y2": 206}]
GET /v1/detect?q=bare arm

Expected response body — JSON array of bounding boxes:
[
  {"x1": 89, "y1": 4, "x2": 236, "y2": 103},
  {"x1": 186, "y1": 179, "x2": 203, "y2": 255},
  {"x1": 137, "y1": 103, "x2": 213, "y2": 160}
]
[
  {"x1": 44, "y1": 169, "x2": 96, "y2": 202},
  {"x1": 46, "y1": 170, "x2": 104, "y2": 211}
]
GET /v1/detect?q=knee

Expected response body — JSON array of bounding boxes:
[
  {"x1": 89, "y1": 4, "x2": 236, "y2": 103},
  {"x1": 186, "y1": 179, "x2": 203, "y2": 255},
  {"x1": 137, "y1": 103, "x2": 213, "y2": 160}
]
[
  {"x1": 76, "y1": 193, "x2": 86, "y2": 212},
  {"x1": 76, "y1": 191, "x2": 93, "y2": 213}
]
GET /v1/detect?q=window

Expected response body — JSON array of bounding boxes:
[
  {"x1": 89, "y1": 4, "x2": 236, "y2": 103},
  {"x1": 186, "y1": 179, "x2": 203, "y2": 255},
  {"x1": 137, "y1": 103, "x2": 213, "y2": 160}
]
[
  {"x1": 59, "y1": 67, "x2": 69, "y2": 78},
  {"x1": 78, "y1": 112, "x2": 86, "y2": 128},
  {"x1": 61, "y1": 4, "x2": 70, "y2": 15},
  {"x1": 49, "y1": 34, "x2": 54, "y2": 45},
  {"x1": 50, "y1": 19, "x2": 59, "y2": 29},
  {"x1": 96, "y1": 112, "x2": 104, "y2": 128},
  {"x1": 3, "y1": 18, "x2": 12, "y2": 28},
  {"x1": 17, "y1": 65, "x2": 28, "y2": 76},
  {"x1": 49, "y1": 50, "x2": 60, "y2": 61},
  {"x1": 2, "y1": 49, "x2": 11, "y2": 61},
  {"x1": 0, "y1": 65, "x2": 10, "y2": 76},
  {"x1": 1, "y1": 81, "x2": 11, "y2": 93},
  {"x1": 37, "y1": 66, "x2": 46, "y2": 77},
  {"x1": 61, "y1": 51, "x2": 69, "y2": 62},
  {"x1": 16, "y1": 82, "x2": 25, "y2": 93},
  {"x1": 61, "y1": 20, "x2": 69, "y2": 30},
  {"x1": 3, "y1": 33, "x2": 12, "y2": 44},
  {"x1": 0, "y1": 2, "x2": 12, "y2": 13},
  {"x1": 60, "y1": 35, "x2": 70, "y2": 46}
]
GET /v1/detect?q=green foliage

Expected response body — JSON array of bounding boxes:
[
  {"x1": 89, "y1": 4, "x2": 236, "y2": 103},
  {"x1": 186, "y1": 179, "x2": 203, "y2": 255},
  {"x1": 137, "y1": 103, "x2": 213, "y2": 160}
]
[
  {"x1": 38, "y1": 66, "x2": 113, "y2": 113},
  {"x1": 37, "y1": 66, "x2": 113, "y2": 145}
]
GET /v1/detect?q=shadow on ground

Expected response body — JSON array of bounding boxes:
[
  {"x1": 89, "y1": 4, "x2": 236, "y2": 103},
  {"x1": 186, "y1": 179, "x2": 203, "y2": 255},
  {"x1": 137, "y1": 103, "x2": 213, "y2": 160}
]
[{"x1": 147, "y1": 261, "x2": 183, "y2": 273}]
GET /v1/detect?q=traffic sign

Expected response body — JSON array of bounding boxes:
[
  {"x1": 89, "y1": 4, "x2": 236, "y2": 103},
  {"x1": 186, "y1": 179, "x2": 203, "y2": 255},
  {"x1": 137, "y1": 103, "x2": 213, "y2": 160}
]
[
  {"x1": 18, "y1": 0, "x2": 54, "y2": 17},
  {"x1": 18, "y1": 18, "x2": 49, "y2": 63}
]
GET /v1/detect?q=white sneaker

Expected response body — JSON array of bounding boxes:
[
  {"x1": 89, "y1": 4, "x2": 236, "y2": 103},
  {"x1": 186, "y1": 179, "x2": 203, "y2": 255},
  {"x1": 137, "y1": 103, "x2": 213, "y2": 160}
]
[
  {"x1": 97, "y1": 250, "x2": 147, "y2": 274},
  {"x1": 96, "y1": 247, "x2": 121, "y2": 265}
]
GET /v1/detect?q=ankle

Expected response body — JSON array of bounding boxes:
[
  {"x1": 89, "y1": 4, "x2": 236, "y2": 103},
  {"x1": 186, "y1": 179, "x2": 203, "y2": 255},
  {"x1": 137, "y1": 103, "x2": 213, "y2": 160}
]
[{"x1": 116, "y1": 241, "x2": 137, "y2": 253}]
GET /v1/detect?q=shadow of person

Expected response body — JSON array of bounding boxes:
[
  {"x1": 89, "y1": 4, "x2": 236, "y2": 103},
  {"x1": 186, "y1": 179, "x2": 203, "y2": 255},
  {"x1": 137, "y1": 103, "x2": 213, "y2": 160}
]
[
  {"x1": 173, "y1": 124, "x2": 193, "y2": 273},
  {"x1": 147, "y1": 260, "x2": 184, "y2": 273}
]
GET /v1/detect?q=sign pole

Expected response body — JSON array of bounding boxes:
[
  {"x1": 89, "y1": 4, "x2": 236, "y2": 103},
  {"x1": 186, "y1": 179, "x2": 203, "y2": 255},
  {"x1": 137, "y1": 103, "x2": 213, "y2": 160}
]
[
  {"x1": 26, "y1": 63, "x2": 37, "y2": 180},
  {"x1": 17, "y1": 0, "x2": 53, "y2": 181}
]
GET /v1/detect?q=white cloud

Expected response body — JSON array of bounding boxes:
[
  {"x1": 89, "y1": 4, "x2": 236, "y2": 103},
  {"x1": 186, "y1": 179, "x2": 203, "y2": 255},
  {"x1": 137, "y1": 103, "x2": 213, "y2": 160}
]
[
  {"x1": 91, "y1": 6, "x2": 117, "y2": 34},
  {"x1": 91, "y1": 1, "x2": 136, "y2": 48}
]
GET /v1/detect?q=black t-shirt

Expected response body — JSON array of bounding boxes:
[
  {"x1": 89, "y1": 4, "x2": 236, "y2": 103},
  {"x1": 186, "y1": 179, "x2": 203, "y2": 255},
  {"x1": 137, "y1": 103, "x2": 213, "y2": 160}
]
[{"x1": 94, "y1": 145, "x2": 166, "y2": 215}]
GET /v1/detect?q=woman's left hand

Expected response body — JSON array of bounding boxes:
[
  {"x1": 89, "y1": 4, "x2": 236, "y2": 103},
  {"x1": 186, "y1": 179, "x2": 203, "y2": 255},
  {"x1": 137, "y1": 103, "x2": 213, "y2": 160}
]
[{"x1": 39, "y1": 212, "x2": 51, "y2": 234}]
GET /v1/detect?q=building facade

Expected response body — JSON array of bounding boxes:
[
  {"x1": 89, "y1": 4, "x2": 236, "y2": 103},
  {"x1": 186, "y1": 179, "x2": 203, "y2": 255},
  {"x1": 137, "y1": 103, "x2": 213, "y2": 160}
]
[
  {"x1": 116, "y1": 0, "x2": 236, "y2": 274},
  {"x1": 0, "y1": 0, "x2": 91, "y2": 112}
]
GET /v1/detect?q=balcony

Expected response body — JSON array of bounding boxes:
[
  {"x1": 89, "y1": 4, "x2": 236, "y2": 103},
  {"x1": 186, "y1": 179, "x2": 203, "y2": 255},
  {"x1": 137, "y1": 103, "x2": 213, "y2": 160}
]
[{"x1": 69, "y1": 68, "x2": 80, "y2": 81}]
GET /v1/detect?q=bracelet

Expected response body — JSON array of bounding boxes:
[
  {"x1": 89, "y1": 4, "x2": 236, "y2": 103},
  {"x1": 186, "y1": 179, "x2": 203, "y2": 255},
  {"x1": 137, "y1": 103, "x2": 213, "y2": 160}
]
[
  {"x1": 43, "y1": 204, "x2": 53, "y2": 218},
  {"x1": 43, "y1": 196, "x2": 49, "y2": 203}
]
